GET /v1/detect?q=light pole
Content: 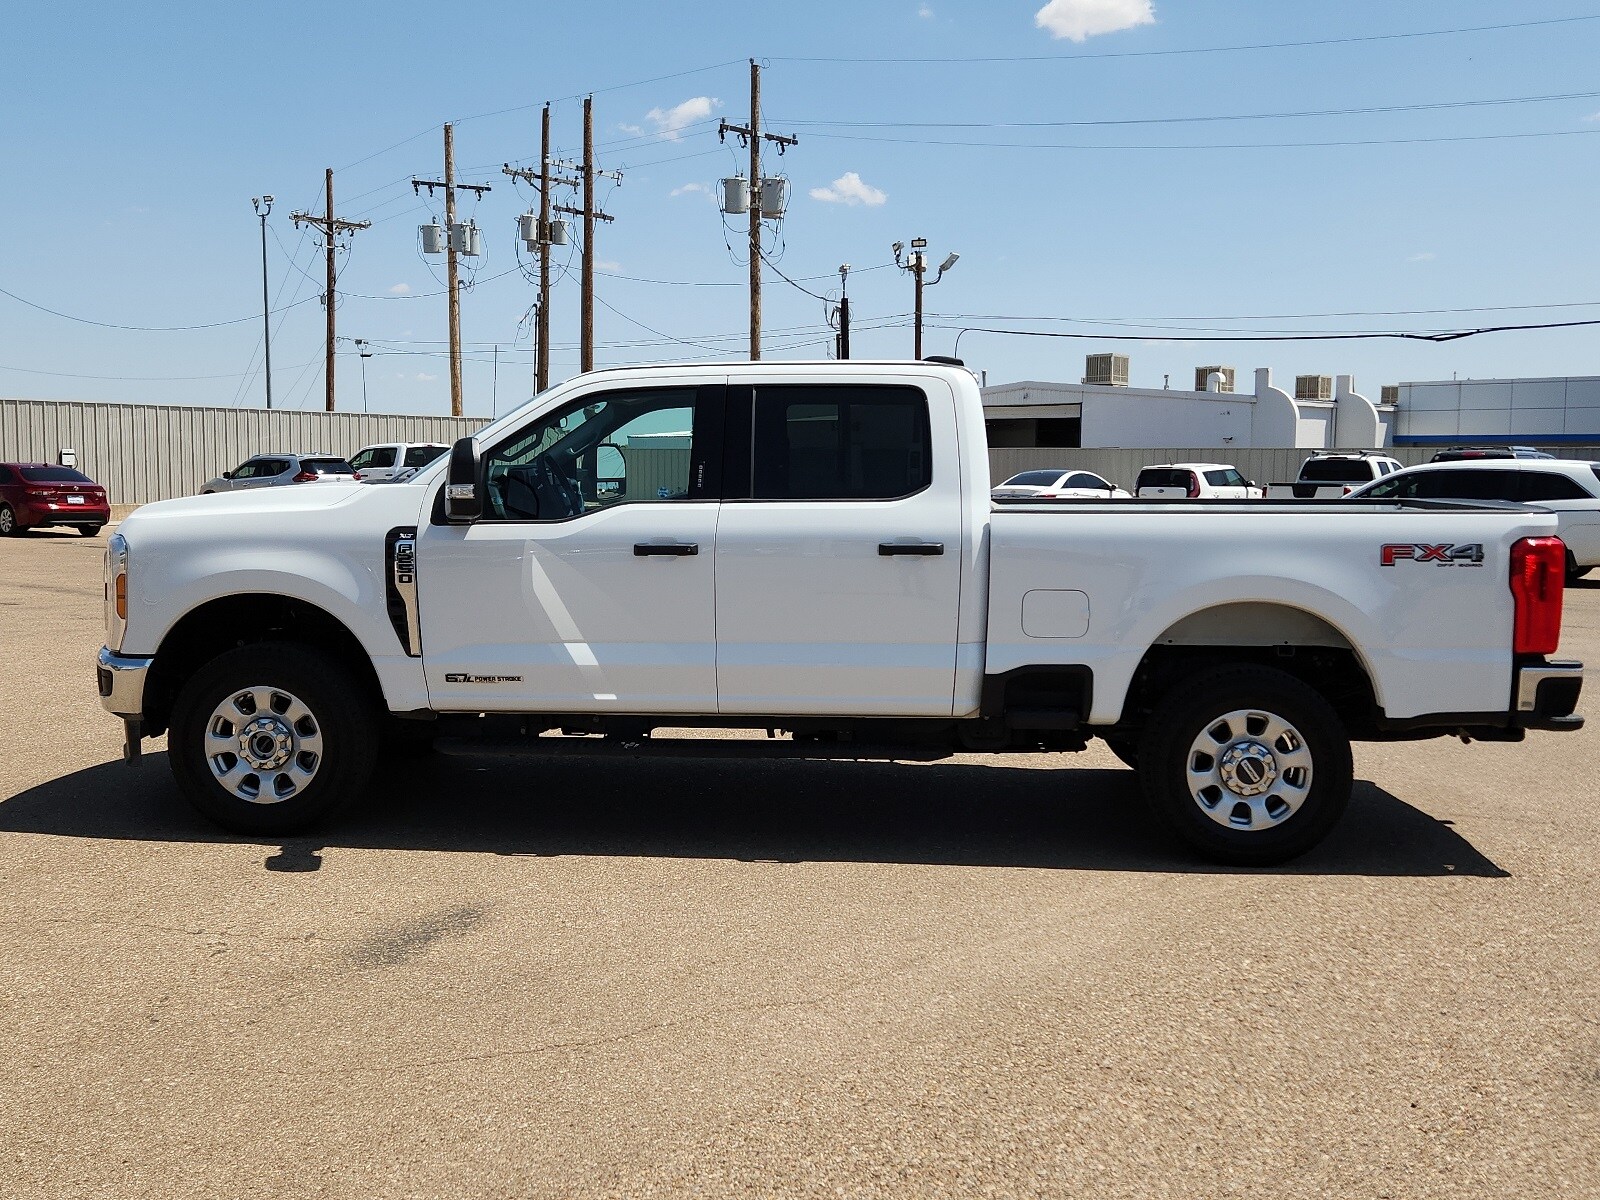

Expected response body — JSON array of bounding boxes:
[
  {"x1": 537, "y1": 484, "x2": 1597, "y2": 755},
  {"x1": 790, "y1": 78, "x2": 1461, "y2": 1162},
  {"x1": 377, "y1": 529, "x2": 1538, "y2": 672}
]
[
  {"x1": 354, "y1": 338, "x2": 372, "y2": 413},
  {"x1": 894, "y1": 238, "x2": 959, "y2": 360},
  {"x1": 252, "y1": 195, "x2": 275, "y2": 409}
]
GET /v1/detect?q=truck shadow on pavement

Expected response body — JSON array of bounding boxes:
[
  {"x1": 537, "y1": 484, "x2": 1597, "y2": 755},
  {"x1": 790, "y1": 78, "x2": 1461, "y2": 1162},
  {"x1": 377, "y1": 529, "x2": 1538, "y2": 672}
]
[{"x1": 0, "y1": 748, "x2": 1508, "y2": 878}]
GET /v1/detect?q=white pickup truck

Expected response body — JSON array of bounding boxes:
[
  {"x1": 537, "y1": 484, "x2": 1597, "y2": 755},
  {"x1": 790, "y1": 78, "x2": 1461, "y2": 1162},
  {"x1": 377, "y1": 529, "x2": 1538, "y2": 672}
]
[{"x1": 97, "y1": 362, "x2": 1584, "y2": 865}]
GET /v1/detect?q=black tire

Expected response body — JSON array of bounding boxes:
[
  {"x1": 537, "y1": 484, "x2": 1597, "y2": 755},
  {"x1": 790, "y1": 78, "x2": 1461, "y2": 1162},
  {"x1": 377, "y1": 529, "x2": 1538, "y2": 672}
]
[
  {"x1": 78, "y1": 524, "x2": 104, "y2": 538},
  {"x1": 1101, "y1": 735, "x2": 1141, "y2": 771},
  {"x1": 168, "y1": 641, "x2": 379, "y2": 836},
  {"x1": 0, "y1": 504, "x2": 16, "y2": 536},
  {"x1": 1568, "y1": 552, "x2": 1592, "y2": 584},
  {"x1": 1137, "y1": 665, "x2": 1352, "y2": 866}
]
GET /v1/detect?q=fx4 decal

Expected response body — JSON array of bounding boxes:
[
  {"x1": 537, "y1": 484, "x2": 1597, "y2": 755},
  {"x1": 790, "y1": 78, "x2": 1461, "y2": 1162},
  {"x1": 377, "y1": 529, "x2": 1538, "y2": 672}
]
[{"x1": 1381, "y1": 542, "x2": 1485, "y2": 567}]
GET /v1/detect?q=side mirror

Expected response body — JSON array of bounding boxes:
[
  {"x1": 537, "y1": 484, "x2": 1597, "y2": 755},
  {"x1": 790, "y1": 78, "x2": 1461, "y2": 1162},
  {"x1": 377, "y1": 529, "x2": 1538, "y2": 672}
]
[
  {"x1": 445, "y1": 437, "x2": 482, "y2": 524},
  {"x1": 595, "y1": 442, "x2": 627, "y2": 500},
  {"x1": 221, "y1": 470, "x2": 234, "y2": 480}
]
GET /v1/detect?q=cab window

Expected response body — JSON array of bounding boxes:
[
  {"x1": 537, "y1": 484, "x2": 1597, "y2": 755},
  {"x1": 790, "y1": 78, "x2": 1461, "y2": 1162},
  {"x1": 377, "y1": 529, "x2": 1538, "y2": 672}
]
[
  {"x1": 481, "y1": 387, "x2": 706, "y2": 521},
  {"x1": 746, "y1": 385, "x2": 931, "y2": 501}
]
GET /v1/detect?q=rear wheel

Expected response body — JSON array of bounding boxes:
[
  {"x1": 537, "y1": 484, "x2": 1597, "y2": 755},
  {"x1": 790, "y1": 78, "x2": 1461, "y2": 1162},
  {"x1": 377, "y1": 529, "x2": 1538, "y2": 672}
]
[
  {"x1": 1138, "y1": 665, "x2": 1352, "y2": 866},
  {"x1": 0, "y1": 504, "x2": 16, "y2": 536},
  {"x1": 168, "y1": 641, "x2": 379, "y2": 835},
  {"x1": 78, "y1": 524, "x2": 104, "y2": 538}
]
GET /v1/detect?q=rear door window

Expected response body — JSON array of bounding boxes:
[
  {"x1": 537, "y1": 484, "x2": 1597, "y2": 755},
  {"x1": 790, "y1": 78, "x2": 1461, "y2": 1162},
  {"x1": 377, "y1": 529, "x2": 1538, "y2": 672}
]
[
  {"x1": 404, "y1": 445, "x2": 447, "y2": 469},
  {"x1": 745, "y1": 385, "x2": 931, "y2": 501},
  {"x1": 1519, "y1": 471, "x2": 1595, "y2": 502},
  {"x1": 1066, "y1": 472, "x2": 1109, "y2": 490},
  {"x1": 1410, "y1": 469, "x2": 1520, "y2": 501}
]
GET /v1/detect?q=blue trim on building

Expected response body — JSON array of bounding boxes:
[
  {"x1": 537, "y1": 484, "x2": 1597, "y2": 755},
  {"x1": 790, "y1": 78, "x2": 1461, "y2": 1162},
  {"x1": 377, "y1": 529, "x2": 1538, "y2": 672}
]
[{"x1": 1394, "y1": 434, "x2": 1600, "y2": 446}]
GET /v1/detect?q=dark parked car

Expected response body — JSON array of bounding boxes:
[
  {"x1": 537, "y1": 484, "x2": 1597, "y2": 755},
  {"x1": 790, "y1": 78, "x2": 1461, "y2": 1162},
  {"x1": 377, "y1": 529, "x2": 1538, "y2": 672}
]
[{"x1": 0, "y1": 463, "x2": 110, "y2": 536}]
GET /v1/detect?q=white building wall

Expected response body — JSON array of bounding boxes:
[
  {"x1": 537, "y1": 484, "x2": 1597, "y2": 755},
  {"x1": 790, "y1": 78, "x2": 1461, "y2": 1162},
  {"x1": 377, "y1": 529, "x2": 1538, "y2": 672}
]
[{"x1": 1081, "y1": 390, "x2": 1252, "y2": 447}]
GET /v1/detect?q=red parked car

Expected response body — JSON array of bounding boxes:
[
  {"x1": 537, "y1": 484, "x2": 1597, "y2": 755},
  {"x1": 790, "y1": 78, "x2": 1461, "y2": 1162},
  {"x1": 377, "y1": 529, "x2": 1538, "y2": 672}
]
[{"x1": 0, "y1": 462, "x2": 111, "y2": 537}]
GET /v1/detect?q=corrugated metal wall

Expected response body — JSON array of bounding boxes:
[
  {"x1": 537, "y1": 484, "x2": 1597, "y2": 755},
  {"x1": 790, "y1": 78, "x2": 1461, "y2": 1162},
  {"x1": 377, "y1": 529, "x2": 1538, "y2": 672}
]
[
  {"x1": 5, "y1": 398, "x2": 1595, "y2": 506},
  {"x1": 0, "y1": 399, "x2": 488, "y2": 505},
  {"x1": 987, "y1": 446, "x2": 1600, "y2": 491}
]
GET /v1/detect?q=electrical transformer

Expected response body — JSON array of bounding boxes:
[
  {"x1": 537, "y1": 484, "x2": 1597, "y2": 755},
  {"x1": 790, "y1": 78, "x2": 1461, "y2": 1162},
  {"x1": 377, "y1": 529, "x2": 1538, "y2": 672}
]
[
  {"x1": 720, "y1": 176, "x2": 750, "y2": 215},
  {"x1": 419, "y1": 223, "x2": 444, "y2": 255},
  {"x1": 759, "y1": 177, "x2": 790, "y2": 218}
]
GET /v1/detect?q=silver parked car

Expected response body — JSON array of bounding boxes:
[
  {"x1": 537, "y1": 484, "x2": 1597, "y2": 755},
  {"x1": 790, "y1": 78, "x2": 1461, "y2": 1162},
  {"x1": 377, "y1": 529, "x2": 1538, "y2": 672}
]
[{"x1": 200, "y1": 454, "x2": 358, "y2": 494}]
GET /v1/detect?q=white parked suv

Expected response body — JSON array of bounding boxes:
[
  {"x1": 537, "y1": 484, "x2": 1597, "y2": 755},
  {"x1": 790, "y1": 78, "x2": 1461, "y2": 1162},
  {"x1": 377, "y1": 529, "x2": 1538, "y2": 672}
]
[
  {"x1": 349, "y1": 442, "x2": 450, "y2": 483},
  {"x1": 1348, "y1": 458, "x2": 1600, "y2": 581},
  {"x1": 1135, "y1": 462, "x2": 1262, "y2": 499},
  {"x1": 97, "y1": 362, "x2": 1584, "y2": 866}
]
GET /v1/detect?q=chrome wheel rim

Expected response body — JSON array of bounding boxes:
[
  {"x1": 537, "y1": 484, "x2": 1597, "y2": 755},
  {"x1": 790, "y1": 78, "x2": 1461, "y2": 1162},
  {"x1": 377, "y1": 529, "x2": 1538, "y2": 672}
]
[
  {"x1": 204, "y1": 685, "x2": 324, "y2": 805},
  {"x1": 1185, "y1": 707, "x2": 1314, "y2": 831},
  {"x1": 0, "y1": 507, "x2": 13, "y2": 533}
]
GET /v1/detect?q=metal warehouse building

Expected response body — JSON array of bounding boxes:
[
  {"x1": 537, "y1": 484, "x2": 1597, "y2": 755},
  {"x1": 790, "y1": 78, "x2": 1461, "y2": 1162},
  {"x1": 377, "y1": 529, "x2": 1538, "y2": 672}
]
[{"x1": 1390, "y1": 376, "x2": 1600, "y2": 446}]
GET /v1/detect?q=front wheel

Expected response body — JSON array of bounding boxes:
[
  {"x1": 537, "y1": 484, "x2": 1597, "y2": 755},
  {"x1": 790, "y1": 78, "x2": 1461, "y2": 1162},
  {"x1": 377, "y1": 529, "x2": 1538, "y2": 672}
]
[
  {"x1": 0, "y1": 504, "x2": 16, "y2": 536},
  {"x1": 168, "y1": 642, "x2": 379, "y2": 835},
  {"x1": 1138, "y1": 665, "x2": 1352, "y2": 866}
]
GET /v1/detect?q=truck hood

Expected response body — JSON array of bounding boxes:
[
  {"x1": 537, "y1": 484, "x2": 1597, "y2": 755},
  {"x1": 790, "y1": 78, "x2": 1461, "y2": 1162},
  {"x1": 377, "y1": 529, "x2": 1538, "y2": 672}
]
[{"x1": 123, "y1": 482, "x2": 406, "y2": 526}]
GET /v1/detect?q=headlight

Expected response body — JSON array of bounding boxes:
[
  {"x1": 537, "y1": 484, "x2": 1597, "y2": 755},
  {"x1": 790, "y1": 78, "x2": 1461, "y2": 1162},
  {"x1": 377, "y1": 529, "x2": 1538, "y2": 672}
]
[{"x1": 105, "y1": 533, "x2": 129, "y2": 650}]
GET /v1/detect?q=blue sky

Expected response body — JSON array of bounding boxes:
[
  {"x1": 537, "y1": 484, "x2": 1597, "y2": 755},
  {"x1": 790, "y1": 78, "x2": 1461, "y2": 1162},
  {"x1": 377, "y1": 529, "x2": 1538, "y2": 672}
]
[{"x1": 6, "y1": 1, "x2": 1600, "y2": 415}]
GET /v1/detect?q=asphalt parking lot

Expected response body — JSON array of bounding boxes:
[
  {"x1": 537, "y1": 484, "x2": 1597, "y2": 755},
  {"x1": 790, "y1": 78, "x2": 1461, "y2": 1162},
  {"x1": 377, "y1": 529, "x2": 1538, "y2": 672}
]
[{"x1": 2, "y1": 527, "x2": 1597, "y2": 1199}]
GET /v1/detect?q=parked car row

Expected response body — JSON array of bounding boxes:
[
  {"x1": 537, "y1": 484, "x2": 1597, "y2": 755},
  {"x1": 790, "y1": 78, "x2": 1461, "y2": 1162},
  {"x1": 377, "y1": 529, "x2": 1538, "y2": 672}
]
[
  {"x1": 201, "y1": 442, "x2": 449, "y2": 494},
  {"x1": 0, "y1": 463, "x2": 110, "y2": 536},
  {"x1": 994, "y1": 452, "x2": 1600, "y2": 582}
]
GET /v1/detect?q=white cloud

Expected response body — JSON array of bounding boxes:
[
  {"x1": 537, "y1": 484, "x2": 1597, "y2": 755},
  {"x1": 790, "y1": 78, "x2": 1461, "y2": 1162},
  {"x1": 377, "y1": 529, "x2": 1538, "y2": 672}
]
[
  {"x1": 596, "y1": 260, "x2": 622, "y2": 272},
  {"x1": 810, "y1": 172, "x2": 888, "y2": 207},
  {"x1": 1035, "y1": 0, "x2": 1154, "y2": 42},
  {"x1": 1585, "y1": 111, "x2": 1600, "y2": 123},
  {"x1": 619, "y1": 122, "x2": 645, "y2": 135},
  {"x1": 387, "y1": 282, "x2": 411, "y2": 295},
  {"x1": 416, "y1": 372, "x2": 438, "y2": 382},
  {"x1": 918, "y1": 4, "x2": 934, "y2": 16},
  {"x1": 671, "y1": 182, "x2": 710, "y2": 198},
  {"x1": 644, "y1": 96, "x2": 721, "y2": 140},
  {"x1": 1406, "y1": 252, "x2": 1437, "y2": 262}
]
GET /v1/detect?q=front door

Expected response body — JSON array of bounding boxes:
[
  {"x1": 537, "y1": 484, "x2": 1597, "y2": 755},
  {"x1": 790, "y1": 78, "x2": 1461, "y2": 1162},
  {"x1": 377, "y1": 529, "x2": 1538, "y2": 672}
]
[
  {"x1": 418, "y1": 383, "x2": 723, "y2": 713},
  {"x1": 714, "y1": 376, "x2": 965, "y2": 716}
]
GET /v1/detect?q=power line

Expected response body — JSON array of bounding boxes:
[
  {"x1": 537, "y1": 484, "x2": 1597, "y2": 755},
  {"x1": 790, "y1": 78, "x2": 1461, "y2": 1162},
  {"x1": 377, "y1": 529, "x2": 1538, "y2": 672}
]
[
  {"x1": 804, "y1": 126, "x2": 1600, "y2": 152},
  {"x1": 0, "y1": 357, "x2": 323, "y2": 382},
  {"x1": 772, "y1": 88, "x2": 1600, "y2": 130},
  {"x1": 0, "y1": 285, "x2": 318, "y2": 331},
  {"x1": 770, "y1": 14, "x2": 1600, "y2": 64},
  {"x1": 939, "y1": 317, "x2": 1600, "y2": 349},
  {"x1": 931, "y1": 299, "x2": 1600, "y2": 323}
]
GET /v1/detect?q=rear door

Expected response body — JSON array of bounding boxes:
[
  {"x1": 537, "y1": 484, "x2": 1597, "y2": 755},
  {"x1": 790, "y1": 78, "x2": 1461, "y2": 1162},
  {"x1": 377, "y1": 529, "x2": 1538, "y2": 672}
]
[{"x1": 714, "y1": 376, "x2": 964, "y2": 716}]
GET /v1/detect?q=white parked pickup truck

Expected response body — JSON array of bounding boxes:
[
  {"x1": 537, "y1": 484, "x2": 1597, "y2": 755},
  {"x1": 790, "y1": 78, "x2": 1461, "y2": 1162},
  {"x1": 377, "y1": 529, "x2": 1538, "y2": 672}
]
[{"x1": 97, "y1": 362, "x2": 1584, "y2": 865}]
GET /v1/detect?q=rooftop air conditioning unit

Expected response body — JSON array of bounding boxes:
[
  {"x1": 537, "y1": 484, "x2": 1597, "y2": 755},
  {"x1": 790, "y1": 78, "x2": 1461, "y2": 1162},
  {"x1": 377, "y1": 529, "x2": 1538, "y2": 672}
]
[
  {"x1": 1195, "y1": 365, "x2": 1236, "y2": 393},
  {"x1": 1083, "y1": 353, "x2": 1130, "y2": 387},
  {"x1": 1295, "y1": 374, "x2": 1333, "y2": 401},
  {"x1": 1380, "y1": 385, "x2": 1400, "y2": 405}
]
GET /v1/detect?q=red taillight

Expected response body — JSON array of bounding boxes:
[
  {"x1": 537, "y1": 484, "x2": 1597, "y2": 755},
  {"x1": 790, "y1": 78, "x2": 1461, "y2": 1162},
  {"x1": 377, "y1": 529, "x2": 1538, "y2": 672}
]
[
  {"x1": 1342, "y1": 486, "x2": 1354, "y2": 496},
  {"x1": 1186, "y1": 472, "x2": 1200, "y2": 499},
  {"x1": 1510, "y1": 536, "x2": 1565, "y2": 656},
  {"x1": 292, "y1": 470, "x2": 317, "y2": 482},
  {"x1": 353, "y1": 471, "x2": 365, "y2": 480}
]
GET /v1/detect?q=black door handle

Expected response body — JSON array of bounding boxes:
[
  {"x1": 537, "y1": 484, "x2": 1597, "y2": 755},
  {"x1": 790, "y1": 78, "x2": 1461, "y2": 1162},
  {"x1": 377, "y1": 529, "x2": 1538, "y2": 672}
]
[
  {"x1": 879, "y1": 542, "x2": 944, "y2": 556},
  {"x1": 634, "y1": 542, "x2": 699, "y2": 557}
]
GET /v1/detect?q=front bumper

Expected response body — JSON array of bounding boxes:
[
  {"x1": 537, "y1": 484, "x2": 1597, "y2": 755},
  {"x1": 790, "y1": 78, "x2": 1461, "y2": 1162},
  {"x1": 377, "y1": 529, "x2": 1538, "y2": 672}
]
[
  {"x1": 97, "y1": 645, "x2": 152, "y2": 718},
  {"x1": 1512, "y1": 658, "x2": 1584, "y2": 731}
]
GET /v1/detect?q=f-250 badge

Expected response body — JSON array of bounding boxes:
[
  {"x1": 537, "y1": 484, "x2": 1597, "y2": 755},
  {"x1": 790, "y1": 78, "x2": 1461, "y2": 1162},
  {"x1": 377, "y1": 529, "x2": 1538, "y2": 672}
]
[{"x1": 1380, "y1": 543, "x2": 1484, "y2": 567}]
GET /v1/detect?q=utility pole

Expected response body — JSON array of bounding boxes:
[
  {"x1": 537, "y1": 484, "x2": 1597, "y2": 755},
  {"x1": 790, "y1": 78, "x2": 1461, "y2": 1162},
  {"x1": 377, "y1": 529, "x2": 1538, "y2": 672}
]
[
  {"x1": 718, "y1": 61, "x2": 798, "y2": 360},
  {"x1": 414, "y1": 124, "x2": 491, "y2": 416},
  {"x1": 504, "y1": 103, "x2": 579, "y2": 392},
  {"x1": 291, "y1": 171, "x2": 370, "y2": 412},
  {"x1": 894, "y1": 238, "x2": 959, "y2": 360},
  {"x1": 552, "y1": 98, "x2": 620, "y2": 374},
  {"x1": 251, "y1": 194, "x2": 275, "y2": 408},
  {"x1": 835, "y1": 263, "x2": 851, "y2": 360}
]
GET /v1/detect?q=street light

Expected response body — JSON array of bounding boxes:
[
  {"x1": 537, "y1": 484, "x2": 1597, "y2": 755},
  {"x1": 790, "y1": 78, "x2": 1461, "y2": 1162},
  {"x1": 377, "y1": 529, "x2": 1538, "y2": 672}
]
[
  {"x1": 354, "y1": 338, "x2": 372, "y2": 413},
  {"x1": 251, "y1": 195, "x2": 275, "y2": 409},
  {"x1": 895, "y1": 237, "x2": 959, "y2": 360}
]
